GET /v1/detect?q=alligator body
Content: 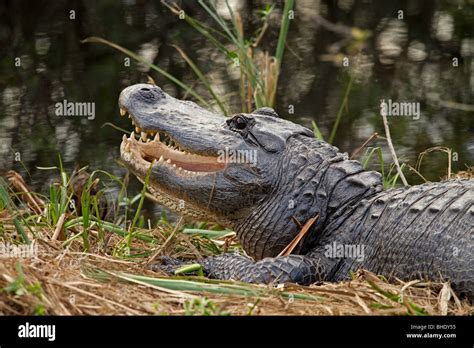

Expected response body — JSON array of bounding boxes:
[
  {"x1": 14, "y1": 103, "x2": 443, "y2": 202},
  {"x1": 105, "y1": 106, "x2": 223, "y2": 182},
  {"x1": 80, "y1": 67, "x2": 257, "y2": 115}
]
[{"x1": 118, "y1": 84, "x2": 474, "y2": 299}]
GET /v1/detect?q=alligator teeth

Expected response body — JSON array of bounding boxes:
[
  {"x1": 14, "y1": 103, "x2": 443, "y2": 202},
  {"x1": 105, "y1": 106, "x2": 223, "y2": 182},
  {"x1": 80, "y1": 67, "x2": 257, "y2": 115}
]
[
  {"x1": 125, "y1": 142, "x2": 130, "y2": 151},
  {"x1": 130, "y1": 131, "x2": 136, "y2": 140},
  {"x1": 120, "y1": 108, "x2": 127, "y2": 116},
  {"x1": 135, "y1": 126, "x2": 141, "y2": 133},
  {"x1": 166, "y1": 159, "x2": 171, "y2": 164},
  {"x1": 154, "y1": 133, "x2": 160, "y2": 141},
  {"x1": 122, "y1": 134, "x2": 127, "y2": 141},
  {"x1": 141, "y1": 131, "x2": 147, "y2": 142},
  {"x1": 158, "y1": 155, "x2": 164, "y2": 162},
  {"x1": 178, "y1": 167, "x2": 182, "y2": 171}
]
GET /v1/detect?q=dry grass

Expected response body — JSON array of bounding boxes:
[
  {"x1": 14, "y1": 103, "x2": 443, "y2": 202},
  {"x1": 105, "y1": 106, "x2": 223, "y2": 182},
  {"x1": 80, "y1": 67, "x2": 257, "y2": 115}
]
[
  {"x1": 0, "y1": 229, "x2": 472, "y2": 316},
  {"x1": 448, "y1": 166, "x2": 474, "y2": 180}
]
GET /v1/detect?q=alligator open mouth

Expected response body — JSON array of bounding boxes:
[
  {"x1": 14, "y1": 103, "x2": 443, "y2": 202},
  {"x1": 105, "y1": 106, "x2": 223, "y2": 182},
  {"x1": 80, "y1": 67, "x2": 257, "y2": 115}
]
[{"x1": 119, "y1": 107, "x2": 226, "y2": 174}]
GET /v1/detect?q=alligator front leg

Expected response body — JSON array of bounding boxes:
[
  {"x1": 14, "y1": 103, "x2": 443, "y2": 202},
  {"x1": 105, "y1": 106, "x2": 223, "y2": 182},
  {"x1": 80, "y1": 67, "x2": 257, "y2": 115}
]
[
  {"x1": 204, "y1": 254, "x2": 329, "y2": 284},
  {"x1": 155, "y1": 253, "x2": 331, "y2": 285}
]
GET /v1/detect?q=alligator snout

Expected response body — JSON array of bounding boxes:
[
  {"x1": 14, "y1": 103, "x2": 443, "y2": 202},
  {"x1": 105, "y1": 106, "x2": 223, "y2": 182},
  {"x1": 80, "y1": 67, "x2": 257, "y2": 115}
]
[
  {"x1": 136, "y1": 85, "x2": 166, "y2": 102},
  {"x1": 118, "y1": 83, "x2": 166, "y2": 111}
]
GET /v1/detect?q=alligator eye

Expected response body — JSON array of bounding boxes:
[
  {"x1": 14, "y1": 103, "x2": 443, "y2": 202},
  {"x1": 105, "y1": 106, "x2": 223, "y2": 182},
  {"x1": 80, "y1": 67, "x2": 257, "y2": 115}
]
[
  {"x1": 227, "y1": 114, "x2": 255, "y2": 133},
  {"x1": 235, "y1": 117, "x2": 247, "y2": 129}
]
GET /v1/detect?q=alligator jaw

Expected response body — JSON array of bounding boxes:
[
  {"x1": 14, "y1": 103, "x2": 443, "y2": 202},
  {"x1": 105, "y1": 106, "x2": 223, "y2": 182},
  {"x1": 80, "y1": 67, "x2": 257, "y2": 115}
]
[
  {"x1": 118, "y1": 108, "x2": 229, "y2": 224},
  {"x1": 119, "y1": 108, "x2": 226, "y2": 176}
]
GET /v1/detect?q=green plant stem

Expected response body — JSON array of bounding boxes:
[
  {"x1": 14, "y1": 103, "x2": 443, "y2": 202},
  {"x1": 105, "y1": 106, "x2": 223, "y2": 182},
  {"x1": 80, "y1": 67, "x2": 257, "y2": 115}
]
[
  {"x1": 126, "y1": 162, "x2": 153, "y2": 248},
  {"x1": 329, "y1": 75, "x2": 354, "y2": 144},
  {"x1": 275, "y1": 0, "x2": 294, "y2": 69},
  {"x1": 172, "y1": 45, "x2": 228, "y2": 115},
  {"x1": 175, "y1": 264, "x2": 204, "y2": 277}
]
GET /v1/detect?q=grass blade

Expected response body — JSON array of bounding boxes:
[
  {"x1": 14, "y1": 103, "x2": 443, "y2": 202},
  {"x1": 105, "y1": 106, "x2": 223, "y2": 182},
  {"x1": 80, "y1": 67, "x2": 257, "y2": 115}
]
[
  {"x1": 328, "y1": 74, "x2": 354, "y2": 144},
  {"x1": 182, "y1": 228, "x2": 234, "y2": 238},
  {"x1": 126, "y1": 162, "x2": 153, "y2": 248},
  {"x1": 172, "y1": 45, "x2": 228, "y2": 115},
  {"x1": 0, "y1": 178, "x2": 31, "y2": 244},
  {"x1": 275, "y1": 0, "x2": 294, "y2": 66},
  {"x1": 312, "y1": 120, "x2": 324, "y2": 141}
]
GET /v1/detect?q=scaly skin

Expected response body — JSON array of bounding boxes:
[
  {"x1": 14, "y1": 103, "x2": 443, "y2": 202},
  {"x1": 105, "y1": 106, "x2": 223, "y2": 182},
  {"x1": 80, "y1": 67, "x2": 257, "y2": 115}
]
[{"x1": 118, "y1": 84, "x2": 473, "y2": 299}]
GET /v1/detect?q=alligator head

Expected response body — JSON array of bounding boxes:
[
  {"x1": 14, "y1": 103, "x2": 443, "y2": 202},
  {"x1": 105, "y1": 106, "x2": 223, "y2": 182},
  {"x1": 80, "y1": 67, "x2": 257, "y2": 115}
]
[
  {"x1": 118, "y1": 84, "x2": 382, "y2": 259},
  {"x1": 118, "y1": 84, "x2": 313, "y2": 223}
]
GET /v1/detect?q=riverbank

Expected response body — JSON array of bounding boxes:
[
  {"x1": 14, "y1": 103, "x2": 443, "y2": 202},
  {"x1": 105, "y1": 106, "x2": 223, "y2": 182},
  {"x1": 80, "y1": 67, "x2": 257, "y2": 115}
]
[{"x1": 0, "y1": 169, "x2": 471, "y2": 315}]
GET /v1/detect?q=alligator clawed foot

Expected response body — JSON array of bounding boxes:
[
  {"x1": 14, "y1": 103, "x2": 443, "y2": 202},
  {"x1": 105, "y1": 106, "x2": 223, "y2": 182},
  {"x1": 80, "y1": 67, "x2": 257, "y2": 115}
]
[
  {"x1": 148, "y1": 256, "x2": 186, "y2": 274},
  {"x1": 149, "y1": 256, "x2": 205, "y2": 276}
]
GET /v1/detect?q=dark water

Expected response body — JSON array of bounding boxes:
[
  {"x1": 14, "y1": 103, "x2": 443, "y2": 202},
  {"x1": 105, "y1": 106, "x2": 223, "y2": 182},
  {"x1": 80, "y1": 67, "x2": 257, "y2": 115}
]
[{"x1": 0, "y1": 0, "x2": 473, "y2": 213}]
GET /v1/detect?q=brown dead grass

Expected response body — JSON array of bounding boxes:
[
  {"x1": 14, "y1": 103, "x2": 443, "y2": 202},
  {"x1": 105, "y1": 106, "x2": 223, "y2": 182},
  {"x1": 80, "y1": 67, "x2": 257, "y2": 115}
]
[{"x1": 0, "y1": 236, "x2": 472, "y2": 316}]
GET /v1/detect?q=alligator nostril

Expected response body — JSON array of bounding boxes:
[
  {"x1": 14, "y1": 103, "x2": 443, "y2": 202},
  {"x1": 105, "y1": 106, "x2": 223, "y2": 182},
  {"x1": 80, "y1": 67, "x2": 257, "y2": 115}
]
[{"x1": 136, "y1": 85, "x2": 165, "y2": 101}]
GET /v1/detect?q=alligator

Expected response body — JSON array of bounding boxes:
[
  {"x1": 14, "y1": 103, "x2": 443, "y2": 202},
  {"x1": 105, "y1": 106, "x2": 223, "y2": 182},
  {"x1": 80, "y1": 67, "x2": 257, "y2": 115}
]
[{"x1": 118, "y1": 84, "x2": 474, "y2": 299}]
